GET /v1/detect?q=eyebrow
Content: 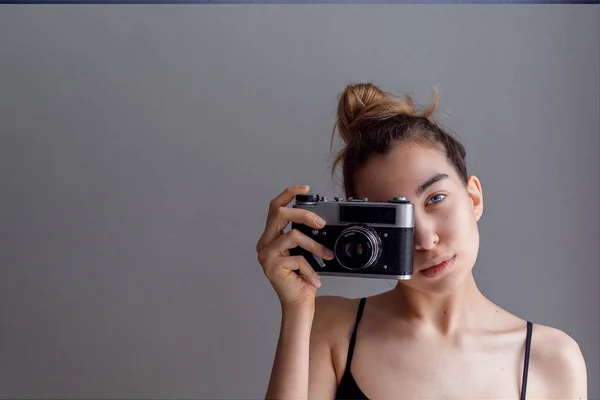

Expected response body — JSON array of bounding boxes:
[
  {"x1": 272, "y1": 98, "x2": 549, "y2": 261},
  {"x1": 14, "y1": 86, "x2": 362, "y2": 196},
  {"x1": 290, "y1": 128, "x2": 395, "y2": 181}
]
[{"x1": 415, "y1": 173, "x2": 449, "y2": 197}]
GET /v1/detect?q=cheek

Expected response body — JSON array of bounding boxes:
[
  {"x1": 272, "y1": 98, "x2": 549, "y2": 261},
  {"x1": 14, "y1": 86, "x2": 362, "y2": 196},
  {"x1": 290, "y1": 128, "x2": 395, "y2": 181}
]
[{"x1": 438, "y1": 201, "x2": 478, "y2": 241}]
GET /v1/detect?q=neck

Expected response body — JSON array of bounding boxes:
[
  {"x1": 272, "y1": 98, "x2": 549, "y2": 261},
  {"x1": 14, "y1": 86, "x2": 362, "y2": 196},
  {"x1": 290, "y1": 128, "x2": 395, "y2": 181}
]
[{"x1": 390, "y1": 272, "x2": 491, "y2": 336}]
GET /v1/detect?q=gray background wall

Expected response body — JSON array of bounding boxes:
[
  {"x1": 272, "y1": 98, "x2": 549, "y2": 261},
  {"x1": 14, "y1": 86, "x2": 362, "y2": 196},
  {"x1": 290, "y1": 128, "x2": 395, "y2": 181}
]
[{"x1": 0, "y1": 5, "x2": 598, "y2": 399}]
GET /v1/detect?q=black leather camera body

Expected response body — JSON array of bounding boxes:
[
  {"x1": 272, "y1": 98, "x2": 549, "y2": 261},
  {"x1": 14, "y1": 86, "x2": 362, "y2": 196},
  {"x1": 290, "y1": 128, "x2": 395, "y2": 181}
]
[{"x1": 289, "y1": 194, "x2": 414, "y2": 280}]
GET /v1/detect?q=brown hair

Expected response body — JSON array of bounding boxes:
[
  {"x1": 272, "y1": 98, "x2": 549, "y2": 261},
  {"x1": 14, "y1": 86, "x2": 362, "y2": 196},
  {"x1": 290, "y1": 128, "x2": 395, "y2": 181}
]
[{"x1": 330, "y1": 82, "x2": 468, "y2": 198}]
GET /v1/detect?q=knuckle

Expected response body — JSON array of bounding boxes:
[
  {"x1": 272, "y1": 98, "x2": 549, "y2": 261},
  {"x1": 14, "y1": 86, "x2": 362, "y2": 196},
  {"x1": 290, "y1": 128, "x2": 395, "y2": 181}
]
[
  {"x1": 256, "y1": 250, "x2": 266, "y2": 265},
  {"x1": 257, "y1": 248, "x2": 273, "y2": 266},
  {"x1": 275, "y1": 206, "x2": 286, "y2": 217},
  {"x1": 289, "y1": 228, "x2": 301, "y2": 240},
  {"x1": 268, "y1": 199, "x2": 277, "y2": 212},
  {"x1": 255, "y1": 238, "x2": 264, "y2": 253}
]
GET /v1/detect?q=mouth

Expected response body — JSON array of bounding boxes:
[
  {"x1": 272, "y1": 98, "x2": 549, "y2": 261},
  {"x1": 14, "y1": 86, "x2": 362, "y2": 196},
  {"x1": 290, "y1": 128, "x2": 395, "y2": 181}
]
[{"x1": 419, "y1": 255, "x2": 456, "y2": 278}]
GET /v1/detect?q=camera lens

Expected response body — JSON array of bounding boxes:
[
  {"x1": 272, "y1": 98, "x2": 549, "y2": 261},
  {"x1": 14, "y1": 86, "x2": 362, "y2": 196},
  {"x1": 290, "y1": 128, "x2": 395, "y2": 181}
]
[
  {"x1": 344, "y1": 242, "x2": 364, "y2": 257},
  {"x1": 334, "y1": 226, "x2": 381, "y2": 270}
]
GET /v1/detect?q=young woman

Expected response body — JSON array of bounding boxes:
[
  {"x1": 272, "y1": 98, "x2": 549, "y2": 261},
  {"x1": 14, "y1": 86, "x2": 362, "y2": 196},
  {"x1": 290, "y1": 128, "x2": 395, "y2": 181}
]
[{"x1": 256, "y1": 82, "x2": 587, "y2": 399}]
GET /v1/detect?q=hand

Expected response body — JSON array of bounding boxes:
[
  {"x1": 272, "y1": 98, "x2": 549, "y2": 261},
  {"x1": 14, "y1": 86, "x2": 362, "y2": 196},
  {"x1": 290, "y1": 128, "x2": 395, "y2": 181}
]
[{"x1": 256, "y1": 185, "x2": 335, "y2": 308}]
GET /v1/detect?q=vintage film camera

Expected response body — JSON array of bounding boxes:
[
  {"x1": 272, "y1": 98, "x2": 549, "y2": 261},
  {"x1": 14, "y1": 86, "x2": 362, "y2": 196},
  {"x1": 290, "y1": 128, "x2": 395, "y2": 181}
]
[{"x1": 289, "y1": 193, "x2": 414, "y2": 279}]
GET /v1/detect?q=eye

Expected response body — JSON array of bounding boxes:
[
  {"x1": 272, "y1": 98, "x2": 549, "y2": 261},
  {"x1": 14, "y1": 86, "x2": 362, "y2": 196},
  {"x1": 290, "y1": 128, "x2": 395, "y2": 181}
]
[{"x1": 427, "y1": 193, "x2": 447, "y2": 205}]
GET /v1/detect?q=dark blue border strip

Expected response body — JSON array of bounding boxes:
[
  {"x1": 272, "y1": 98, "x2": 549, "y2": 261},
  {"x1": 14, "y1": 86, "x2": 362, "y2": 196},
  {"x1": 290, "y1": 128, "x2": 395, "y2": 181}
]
[{"x1": 1, "y1": 0, "x2": 598, "y2": 3}]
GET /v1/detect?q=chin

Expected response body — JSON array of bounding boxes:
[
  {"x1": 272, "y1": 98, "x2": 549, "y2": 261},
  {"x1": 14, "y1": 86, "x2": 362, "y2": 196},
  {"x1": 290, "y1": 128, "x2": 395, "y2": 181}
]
[{"x1": 419, "y1": 274, "x2": 469, "y2": 294}]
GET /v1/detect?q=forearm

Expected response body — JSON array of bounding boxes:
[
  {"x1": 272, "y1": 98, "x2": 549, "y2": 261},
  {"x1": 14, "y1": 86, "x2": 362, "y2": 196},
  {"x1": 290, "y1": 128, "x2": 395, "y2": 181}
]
[{"x1": 265, "y1": 303, "x2": 315, "y2": 400}]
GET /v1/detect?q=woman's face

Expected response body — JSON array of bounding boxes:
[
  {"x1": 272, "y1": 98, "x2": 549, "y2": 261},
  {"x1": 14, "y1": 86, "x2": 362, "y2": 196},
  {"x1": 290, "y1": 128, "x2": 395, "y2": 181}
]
[{"x1": 353, "y1": 141, "x2": 484, "y2": 294}]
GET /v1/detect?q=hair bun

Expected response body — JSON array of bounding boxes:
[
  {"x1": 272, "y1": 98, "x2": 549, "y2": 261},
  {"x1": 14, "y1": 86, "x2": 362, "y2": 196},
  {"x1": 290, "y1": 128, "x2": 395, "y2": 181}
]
[
  {"x1": 335, "y1": 83, "x2": 387, "y2": 145},
  {"x1": 333, "y1": 82, "x2": 439, "y2": 146}
]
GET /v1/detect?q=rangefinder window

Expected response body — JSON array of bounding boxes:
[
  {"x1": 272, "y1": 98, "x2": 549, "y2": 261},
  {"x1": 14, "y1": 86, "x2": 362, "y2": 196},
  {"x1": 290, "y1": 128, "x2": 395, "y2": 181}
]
[{"x1": 339, "y1": 205, "x2": 397, "y2": 224}]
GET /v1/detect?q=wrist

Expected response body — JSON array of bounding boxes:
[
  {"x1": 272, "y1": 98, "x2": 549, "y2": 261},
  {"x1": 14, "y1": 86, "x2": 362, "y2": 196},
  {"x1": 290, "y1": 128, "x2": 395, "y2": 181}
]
[{"x1": 281, "y1": 299, "x2": 315, "y2": 317}]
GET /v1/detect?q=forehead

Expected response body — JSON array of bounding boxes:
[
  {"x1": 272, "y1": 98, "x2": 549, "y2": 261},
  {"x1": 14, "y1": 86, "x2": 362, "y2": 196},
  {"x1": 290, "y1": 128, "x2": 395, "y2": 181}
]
[{"x1": 353, "y1": 142, "x2": 455, "y2": 201}]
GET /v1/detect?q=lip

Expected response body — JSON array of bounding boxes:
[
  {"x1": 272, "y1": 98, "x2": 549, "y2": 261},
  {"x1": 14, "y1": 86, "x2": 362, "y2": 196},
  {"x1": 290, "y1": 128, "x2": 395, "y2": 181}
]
[{"x1": 419, "y1": 255, "x2": 456, "y2": 278}]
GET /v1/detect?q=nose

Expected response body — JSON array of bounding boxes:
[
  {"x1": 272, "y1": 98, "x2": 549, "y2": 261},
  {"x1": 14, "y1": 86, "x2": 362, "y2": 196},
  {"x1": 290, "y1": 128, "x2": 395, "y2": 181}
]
[{"x1": 413, "y1": 214, "x2": 439, "y2": 251}]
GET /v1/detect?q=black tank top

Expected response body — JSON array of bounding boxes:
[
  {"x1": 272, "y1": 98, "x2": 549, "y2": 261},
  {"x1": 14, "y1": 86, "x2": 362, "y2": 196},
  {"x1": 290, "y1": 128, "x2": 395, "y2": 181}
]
[{"x1": 335, "y1": 297, "x2": 534, "y2": 400}]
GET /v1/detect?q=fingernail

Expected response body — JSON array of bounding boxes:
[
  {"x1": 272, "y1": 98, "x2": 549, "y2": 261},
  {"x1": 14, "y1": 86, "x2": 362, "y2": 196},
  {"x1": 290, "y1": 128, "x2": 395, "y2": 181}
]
[
  {"x1": 316, "y1": 276, "x2": 322, "y2": 288},
  {"x1": 324, "y1": 249, "x2": 334, "y2": 258},
  {"x1": 315, "y1": 216, "x2": 326, "y2": 227}
]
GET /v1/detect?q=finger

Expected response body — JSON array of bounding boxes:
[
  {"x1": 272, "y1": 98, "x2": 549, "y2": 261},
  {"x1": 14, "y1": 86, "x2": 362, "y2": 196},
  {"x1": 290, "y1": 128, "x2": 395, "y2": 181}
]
[
  {"x1": 260, "y1": 207, "x2": 327, "y2": 252},
  {"x1": 257, "y1": 185, "x2": 311, "y2": 253},
  {"x1": 257, "y1": 228, "x2": 333, "y2": 271},
  {"x1": 273, "y1": 228, "x2": 334, "y2": 261},
  {"x1": 269, "y1": 255, "x2": 322, "y2": 289},
  {"x1": 268, "y1": 185, "x2": 310, "y2": 218},
  {"x1": 293, "y1": 256, "x2": 322, "y2": 289},
  {"x1": 278, "y1": 207, "x2": 327, "y2": 231}
]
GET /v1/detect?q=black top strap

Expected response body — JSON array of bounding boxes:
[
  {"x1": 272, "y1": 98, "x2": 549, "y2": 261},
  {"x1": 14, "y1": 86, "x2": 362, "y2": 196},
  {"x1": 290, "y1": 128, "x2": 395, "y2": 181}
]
[
  {"x1": 520, "y1": 321, "x2": 533, "y2": 400},
  {"x1": 345, "y1": 297, "x2": 367, "y2": 372}
]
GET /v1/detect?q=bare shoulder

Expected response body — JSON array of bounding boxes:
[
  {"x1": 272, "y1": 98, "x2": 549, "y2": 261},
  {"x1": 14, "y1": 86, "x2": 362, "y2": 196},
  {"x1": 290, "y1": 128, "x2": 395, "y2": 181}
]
[
  {"x1": 529, "y1": 323, "x2": 587, "y2": 399},
  {"x1": 307, "y1": 295, "x2": 363, "y2": 397},
  {"x1": 314, "y1": 295, "x2": 362, "y2": 317},
  {"x1": 311, "y1": 296, "x2": 364, "y2": 373},
  {"x1": 312, "y1": 295, "x2": 363, "y2": 339}
]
